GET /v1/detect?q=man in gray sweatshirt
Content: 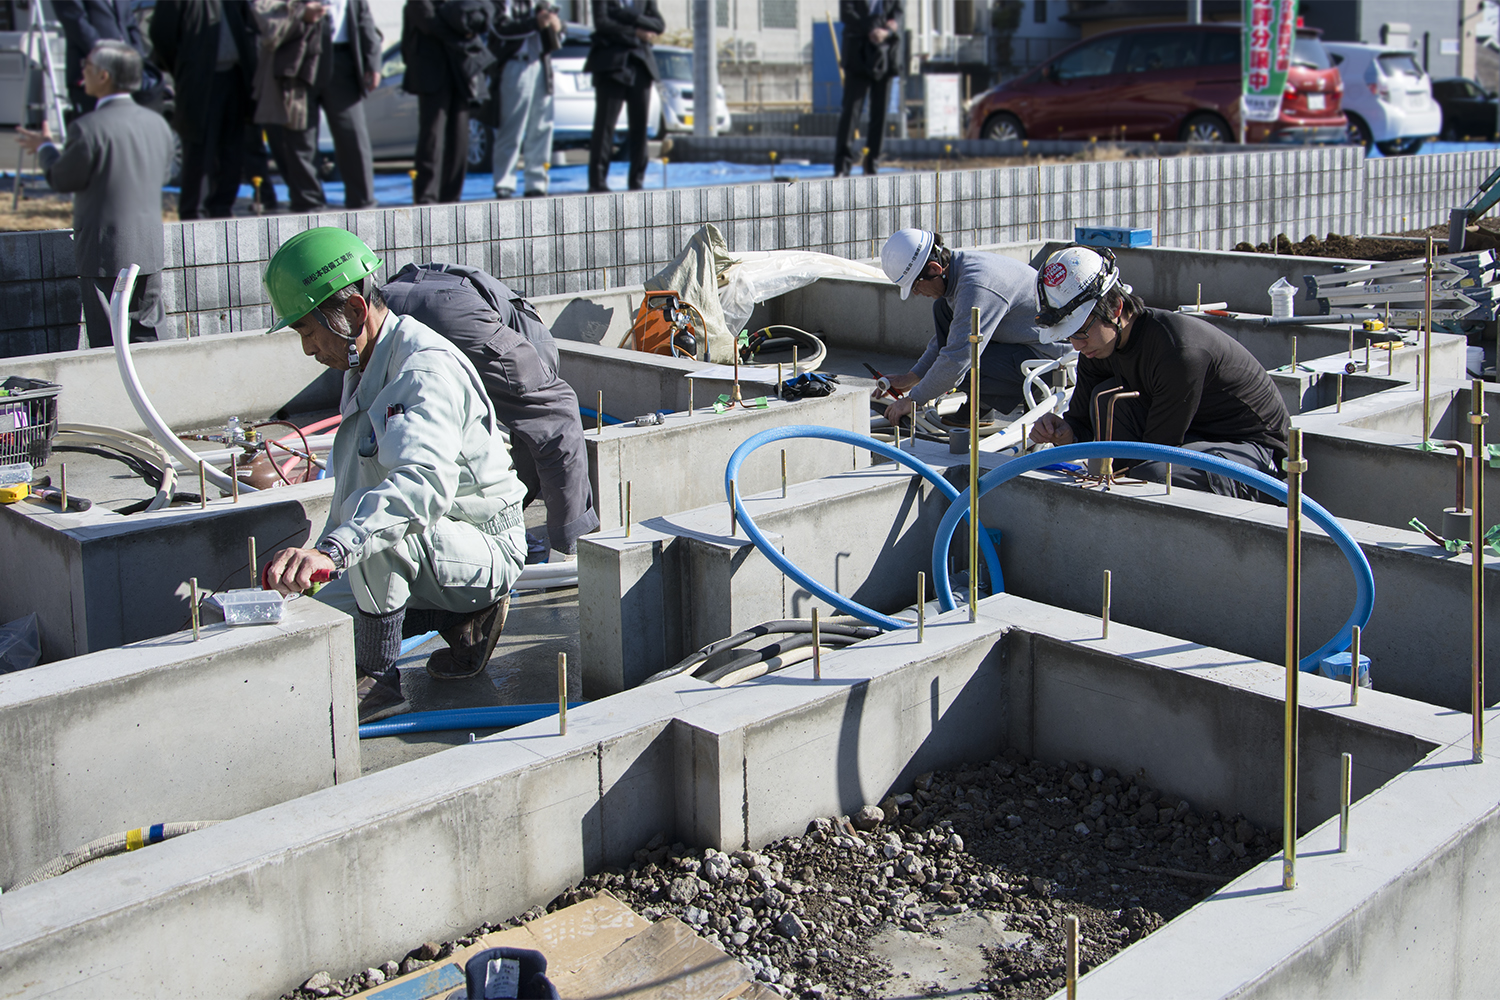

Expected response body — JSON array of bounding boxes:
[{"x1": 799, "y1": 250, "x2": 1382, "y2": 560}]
[{"x1": 879, "y1": 229, "x2": 1069, "y2": 427}]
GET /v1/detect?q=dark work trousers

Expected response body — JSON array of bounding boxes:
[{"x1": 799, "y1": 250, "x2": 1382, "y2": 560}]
[
  {"x1": 80, "y1": 271, "x2": 164, "y2": 348},
  {"x1": 932, "y1": 296, "x2": 1052, "y2": 416},
  {"x1": 178, "y1": 69, "x2": 248, "y2": 219},
  {"x1": 499, "y1": 382, "x2": 599, "y2": 554},
  {"x1": 1085, "y1": 376, "x2": 1281, "y2": 499},
  {"x1": 588, "y1": 74, "x2": 651, "y2": 192},
  {"x1": 834, "y1": 72, "x2": 892, "y2": 177},
  {"x1": 273, "y1": 46, "x2": 377, "y2": 211},
  {"x1": 414, "y1": 83, "x2": 471, "y2": 204}
]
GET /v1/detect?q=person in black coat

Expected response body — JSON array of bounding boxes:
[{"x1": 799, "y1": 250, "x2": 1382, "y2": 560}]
[
  {"x1": 834, "y1": 0, "x2": 902, "y2": 178},
  {"x1": 583, "y1": 0, "x2": 663, "y2": 193},
  {"x1": 53, "y1": 1, "x2": 158, "y2": 118},
  {"x1": 401, "y1": 0, "x2": 494, "y2": 204},
  {"x1": 149, "y1": 0, "x2": 259, "y2": 219}
]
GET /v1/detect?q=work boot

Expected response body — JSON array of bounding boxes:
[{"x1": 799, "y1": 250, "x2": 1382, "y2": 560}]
[
  {"x1": 940, "y1": 401, "x2": 998, "y2": 429},
  {"x1": 357, "y1": 674, "x2": 409, "y2": 724},
  {"x1": 426, "y1": 596, "x2": 509, "y2": 680}
]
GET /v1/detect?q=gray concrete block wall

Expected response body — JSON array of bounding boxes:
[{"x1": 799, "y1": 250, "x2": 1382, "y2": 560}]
[{"x1": 4, "y1": 147, "x2": 1498, "y2": 356}]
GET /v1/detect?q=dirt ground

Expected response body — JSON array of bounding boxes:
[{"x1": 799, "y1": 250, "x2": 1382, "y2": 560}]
[
  {"x1": 1232, "y1": 218, "x2": 1500, "y2": 261},
  {"x1": 0, "y1": 188, "x2": 178, "y2": 232}
]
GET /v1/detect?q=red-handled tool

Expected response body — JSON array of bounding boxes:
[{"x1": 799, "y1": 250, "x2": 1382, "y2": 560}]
[
  {"x1": 261, "y1": 563, "x2": 334, "y2": 592},
  {"x1": 862, "y1": 362, "x2": 904, "y2": 399}
]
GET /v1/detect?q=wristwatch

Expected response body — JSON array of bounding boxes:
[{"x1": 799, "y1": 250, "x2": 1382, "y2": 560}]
[{"x1": 315, "y1": 538, "x2": 350, "y2": 578}]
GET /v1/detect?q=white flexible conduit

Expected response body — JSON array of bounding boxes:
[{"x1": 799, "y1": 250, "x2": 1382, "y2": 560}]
[{"x1": 109, "y1": 265, "x2": 253, "y2": 495}]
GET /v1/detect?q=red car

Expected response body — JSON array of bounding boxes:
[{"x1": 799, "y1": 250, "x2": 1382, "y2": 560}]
[{"x1": 965, "y1": 24, "x2": 1345, "y2": 145}]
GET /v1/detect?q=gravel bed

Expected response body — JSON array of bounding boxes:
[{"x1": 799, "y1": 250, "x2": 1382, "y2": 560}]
[{"x1": 283, "y1": 748, "x2": 1274, "y2": 999}]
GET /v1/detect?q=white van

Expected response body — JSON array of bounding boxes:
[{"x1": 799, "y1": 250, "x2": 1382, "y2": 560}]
[{"x1": 1324, "y1": 42, "x2": 1441, "y2": 155}]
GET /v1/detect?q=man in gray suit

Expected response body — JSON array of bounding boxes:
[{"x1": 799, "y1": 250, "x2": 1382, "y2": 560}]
[{"x1": 16, "y1": 41, "x2": 174, "y2": 348}]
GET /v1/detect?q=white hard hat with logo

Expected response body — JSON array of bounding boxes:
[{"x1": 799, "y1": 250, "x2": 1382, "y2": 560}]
[
  {"x1": 1035, "y1": 245, "x2": 1123, "y2": 343},
  {"x1": 881, "y1": 229, "x2": 937, "y2": 301}
]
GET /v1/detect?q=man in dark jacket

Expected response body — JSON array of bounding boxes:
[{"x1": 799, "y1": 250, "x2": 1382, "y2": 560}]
[
  {"x1": 583, "y1": 0, "x2": 663, "y2": 193},
  {"x1": 261, "y1": 0, "x2": 383, "y2": 211},
  {"x1": 379, "y1": 263, "x2": 599, "y2": 557},
  {"x1": 402, "y1": 0, "x2": 493, "y2": 203},
  {"x1": 150, "y1": 0, "x2": 258, "y2": 219},
  {"x1": 834, "y1": 0, "x2": 901, "y2": 178},
  {"x1": 53, "y1": 1, "x2": 157, "y2": 117},
  {"x1": 16, "y1": 41, "x2": 174, "y2": 348}
]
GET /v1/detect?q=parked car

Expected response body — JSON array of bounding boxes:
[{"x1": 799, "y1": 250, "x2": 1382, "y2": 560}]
[
  {"x1": 653, "y1": 45, "x2": 730, "y2": 135},
  {"x1": 1431, "y1": 77, "x2": 1497, "y2": 140},
  {"x1": 317, "y1": 24, "x2": 658, "y2": 170},
  {"x1": 963, "y1": 24, "x2": 1345, "y2": 146},
  {"x1": 1324, "y1": 42, "x2": 1441, "y2": 155}
]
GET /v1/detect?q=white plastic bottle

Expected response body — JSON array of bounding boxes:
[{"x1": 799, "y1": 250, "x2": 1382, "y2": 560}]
[{"x1": 1268, "y1": 277, "x2": 1297, "y2": 320}]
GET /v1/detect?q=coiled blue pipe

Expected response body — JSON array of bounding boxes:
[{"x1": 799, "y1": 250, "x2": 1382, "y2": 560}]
[
  {"x1": 578, "y1": 406, "x2": 623, "y2": 425},
  {"x1": 928, "y1": 440, "x2": 1375, "y2": 671},
  {"x1": 359, "y1": 702, "x2": 586, "y2": 739},
  {"x1": 724, "y1": 425, "x2": 1002, "y2": 630}
]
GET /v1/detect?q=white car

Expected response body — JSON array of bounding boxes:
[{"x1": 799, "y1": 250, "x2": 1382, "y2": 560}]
[
  {"x1": 653, "y1": 45, "x2": 731, "y2": 135},
  {"x1": 1324, "y1": 42, "x2": 1442, "y2": 155}
]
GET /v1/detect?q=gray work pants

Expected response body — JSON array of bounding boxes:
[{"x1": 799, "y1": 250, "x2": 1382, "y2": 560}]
[{"x1": 491, "y1": 54, "x2": 553, "y2": 196}]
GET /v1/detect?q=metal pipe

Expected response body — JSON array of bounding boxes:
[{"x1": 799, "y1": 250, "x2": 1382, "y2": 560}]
[
  {"x1": 730, "y1": 483, "x2": 738, "y2": 537},
  {"x1": 1102, "y1": 569, "x2": 1112, "y2": 639},
  {"x1": 1339, "y1": 751, "x2": 1351, "y2": 852},
  {"x1": 1424, "y1": 236, "x2": 1434, "y2": 444},
  {"x1": 1103, "y1": 391, "x2": 1141, "y2": 484},
  {"x1": 812, "y1": 607, "x2": 821, "y2": 681},
  {"x1": 969, "y1": 322, "x2": 980, "y2": 623},
  {"x1": 1065, "y1": 914, "x2": 1079, "y2": 999},
  {"x1": 597, "y1": 391, "x2": 603, "y2": 435},
  {"x1": 248, "y1": 536, "x2": 257, "y2": 589},
  {"x1": 625, "y1": 482, "x2": 631, "y2": 538},
  {"x1": 781, "y1": 449, "x2": 787, "y2": 498},
  {"x1": 689, "y1": 379, "x2": 694, "y2": 417},
  {"x1": 199, "y1": 460, "x2": 207, "y2": 509},
  {"x1": 558, "y1": 652, "x2": 567, "y2": 736},
  {"x1": 59, "y1": 462, "x2": 66, "y2": 512},
  {"x1": 1445, "y1": 441, "x2": 1468, "y2": 513},
  {"x1": 1166, "y1": 462, "x2": 1172, "y2": 494},
  {"x1": 1472, "y1": 379, "x2": 1488, "y2": 763},
  {"x1": 1350, "y1": 624, "x2": 1361, "y2": 707},
  {"x1": 1337, "y1": 373, "x2": 1344, "y2": 413},
  {"x1": 230, "y1": 453, "x2": 240, "y2": 502},
  {"x1": 1283, "y1": 427, "x2": 1307, "y2": 890},
  {"x1": 190, "y1": 577, "x2": 200, "y2": 641},
  {"x1": 917, "y1": 571, "x2": 925, "y2": 642}
]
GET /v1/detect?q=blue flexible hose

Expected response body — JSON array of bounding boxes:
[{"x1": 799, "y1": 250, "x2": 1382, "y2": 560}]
[
  {"x1": 359, "y1": 702, "x2": 587, "y2": 739},
  {"x1": 928, "y1": 440, "x2": 1375, "y2": 671},
  {"x1": 399, "y1": 631, "x2": 438, "y2": 655},
  {"x1": 578, "y1": 406, "x2": 624, "y2": 425},
  {"x1": 723, "y1": 425, "x2": 1002, "y2": 630}
]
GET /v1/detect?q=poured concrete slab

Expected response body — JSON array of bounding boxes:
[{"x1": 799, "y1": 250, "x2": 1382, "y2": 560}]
[{"x1": 0, "y1": 596, "x2": 357, "y2": 890}]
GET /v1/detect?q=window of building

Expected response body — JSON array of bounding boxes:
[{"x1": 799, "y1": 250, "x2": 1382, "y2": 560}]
[
  {"x1": 1033, "y1": 0, "x2": 1046, "y2": 23},
  {"x1": 717, "y1": 0, "x2": 730, "y2": 28},
  {"x1": 761, "y1": 0, "x2": 797, "y2": 30}
]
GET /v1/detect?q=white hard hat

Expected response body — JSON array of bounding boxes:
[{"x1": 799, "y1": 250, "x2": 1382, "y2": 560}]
[
  {"x1": 1035, "y1": 245, "x2": 1121, "y2": 343},
  {"x1": 881, "y1": 229, "x2": 936, "y2": 300}
]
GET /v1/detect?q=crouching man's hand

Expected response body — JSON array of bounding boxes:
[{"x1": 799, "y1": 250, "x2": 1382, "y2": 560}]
[
  {"x1": 1029, "y1": 413, "x2": 1076, "y2": 446},
  {"x1": 263, "y1": 546, "x2": 337, "y2": 595}
]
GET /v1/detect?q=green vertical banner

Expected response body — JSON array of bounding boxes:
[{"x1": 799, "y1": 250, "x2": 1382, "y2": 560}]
[{"x1": 1243, "y1": 0, "x2": 1298, "y2": 122}]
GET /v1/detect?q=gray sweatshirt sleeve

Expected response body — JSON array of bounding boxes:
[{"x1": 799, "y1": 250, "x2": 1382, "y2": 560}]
[
  {"x1": 907, "y1": 281, "x2": 1009, "y2": 405},
  {"x1": 909, "y1": 332, "x2": 942, "y2": 379}
]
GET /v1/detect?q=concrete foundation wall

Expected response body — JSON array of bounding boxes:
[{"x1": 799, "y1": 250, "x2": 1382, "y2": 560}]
[
  {"x1": 14, "y1": 145, "x2": 1497, "y2": 356},
  {"x1": 0, "y1": 598, "x2": 358, "y2": 890},
  {"x1": 0, "y1": 479, "x2": 333, "y2": 659},
  {"x1": 0, "y1": 595, "x2": 1477, "y2": 999},
  {"x1": 0, "y1": 328, "x2": 338, "y2": 438}
]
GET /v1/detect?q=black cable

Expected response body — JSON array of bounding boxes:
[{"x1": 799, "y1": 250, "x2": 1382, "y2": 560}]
[
  {"x1": 697, "y1": 632, "x2": 864, "y2": 685},
  {"x1": 644, "y1": 619, "x2": 880, "y2": 684}
]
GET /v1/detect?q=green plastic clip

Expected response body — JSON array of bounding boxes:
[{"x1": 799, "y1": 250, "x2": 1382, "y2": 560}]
[
  {"x1": 713, "y1": 402, "x2": 728, "y2": 414},
  {"x1": 1487, "y1": 443, "x2": 1500, "y2": 469},
  {"x1": 717, "y1": 394, "x2": 731, "y2": 405},
  {"x1": 752, "y1": 396, "x2": 769, "y2": 409}
]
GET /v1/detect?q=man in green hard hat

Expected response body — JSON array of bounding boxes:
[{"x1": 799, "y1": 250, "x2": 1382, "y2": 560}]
[{"x1": 260, "y1": 227, "x2": 528, "y2": 723}]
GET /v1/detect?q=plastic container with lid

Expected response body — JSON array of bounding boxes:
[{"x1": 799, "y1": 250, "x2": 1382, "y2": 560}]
[
  {"x1": 1268, "y1": 277, "x2": 1297, "y2": 320},
  {"x1": 217, "y1": 589, "x2": 285, "y2": 625}
]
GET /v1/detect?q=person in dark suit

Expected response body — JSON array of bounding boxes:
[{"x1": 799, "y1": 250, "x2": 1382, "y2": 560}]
[
  {"x1": 583, "y1": 0, "x2": 663, "y2": 193},
  {"x1": 834, "y1": 0, "x2": 902, "y2": 178},
  {"x1": 52, "y1": 1, "x2": 156, "y2": 118},
  {"x1": 401, "y1": 0, "x2": 494, "y2": 204},
  {"x1": 256, "y1": 0, "x2": 383, "y2": 211},
  {"x1": 150, "y1": 0, "x2": 259, "y2": 219},
  {"x1": 16, "y1": 41, "x2": 174, "y2": 348}
]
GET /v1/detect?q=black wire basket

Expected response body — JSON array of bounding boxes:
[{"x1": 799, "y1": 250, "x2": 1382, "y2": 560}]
[{"x1": 0, "y1": 376, "x2": 61, "y2": 468}]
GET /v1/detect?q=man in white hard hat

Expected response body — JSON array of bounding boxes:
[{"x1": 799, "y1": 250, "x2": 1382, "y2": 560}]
[
  {"x1": 1028, "y1": 245, "x2": 1290, "y2": 497},
  {"x1": 878, "y1": 229, "x2": 1068, "y2": 428}
]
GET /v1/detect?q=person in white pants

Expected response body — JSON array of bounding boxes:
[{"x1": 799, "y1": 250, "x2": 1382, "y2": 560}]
[{"x1": 491, "y1": 1, "x2": 562, "y2": 198}]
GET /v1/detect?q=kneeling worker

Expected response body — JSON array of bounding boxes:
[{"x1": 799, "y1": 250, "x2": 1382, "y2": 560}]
[
  {"x1": 1028, "y1": 245, "x2": 1290, "y2": 497},
  {"x1": 877, "y1": 228, "x2": 1069, "y2": 428},
  {"x1": 378, "y1": 263, "x2": 599, "y2": 561},
  {"x1": 261, "y1": 229, "x2": 528, "y2": 722}
]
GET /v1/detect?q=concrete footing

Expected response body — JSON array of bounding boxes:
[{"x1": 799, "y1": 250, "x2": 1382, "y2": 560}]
[{"x1": 0, "y1": 597, "x2": 357, "y2": 890}]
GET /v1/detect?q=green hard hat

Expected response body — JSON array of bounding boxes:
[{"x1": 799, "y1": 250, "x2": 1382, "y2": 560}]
[{"x1": 264, "y1": 227, "x2": 382, "y2": 331}]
